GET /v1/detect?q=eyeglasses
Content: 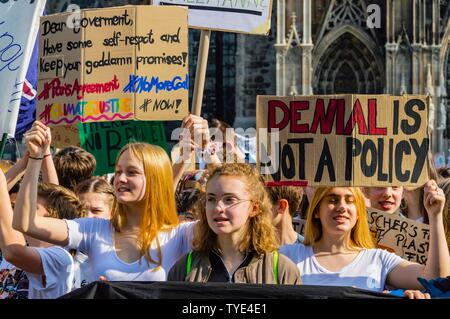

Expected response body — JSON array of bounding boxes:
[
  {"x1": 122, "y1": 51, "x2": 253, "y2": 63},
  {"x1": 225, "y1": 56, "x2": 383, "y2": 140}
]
[{"x1": 206, "y1": 194, "x2": 251, "y2": 210}]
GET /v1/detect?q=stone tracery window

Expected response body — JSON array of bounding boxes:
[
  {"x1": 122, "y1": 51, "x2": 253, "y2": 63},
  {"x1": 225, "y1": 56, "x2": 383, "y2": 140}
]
[{"x1": 313, "y1": 32, "x2": 382, "y2": 94}]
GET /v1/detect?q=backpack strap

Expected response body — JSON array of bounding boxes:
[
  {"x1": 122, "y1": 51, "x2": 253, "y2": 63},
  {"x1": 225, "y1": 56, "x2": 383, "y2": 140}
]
[
  {"x1": 186, "y1": 251, "x2": 193, "y2": 276},
  {"x1": 273, "y1": 250, "x2": 279, "y2": 284}
]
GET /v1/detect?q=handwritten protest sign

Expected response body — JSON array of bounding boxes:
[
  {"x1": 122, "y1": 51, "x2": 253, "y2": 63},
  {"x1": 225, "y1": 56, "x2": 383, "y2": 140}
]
[
  {"x1": 0, "y1": 0, "x2": 45, "y2": 137},
  {"x1": 155, "y1": 0, "x2": 273, "y2": 35},
  {"x1": 37, "y1": 5, "x2": 188, "y2": 128},
  {"x1": 78, "y1": 120, "x2": 168, "y2": 175},
  {"x1": 367, "y1": 208, "x2": 430, "y2": 265},
  {"x1": 51, "y1": 124, "x2": 80, "y2": 148},
  {"x1": 257, "y1": 95, "x2": 429, "y2": 187}
]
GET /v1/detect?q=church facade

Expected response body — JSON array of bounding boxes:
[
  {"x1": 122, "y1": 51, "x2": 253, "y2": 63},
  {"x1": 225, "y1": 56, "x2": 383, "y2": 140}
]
[{"x1": 276, "y1": 0, "x2": 450, "y2": 155}]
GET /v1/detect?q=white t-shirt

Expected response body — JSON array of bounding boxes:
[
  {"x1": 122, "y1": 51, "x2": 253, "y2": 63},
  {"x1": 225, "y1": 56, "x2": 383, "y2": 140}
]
[
  {"x1": 73, "y1": 251, "x2": 91, "y2": 288},
  {"x1": 65, "y1": 218, "x2": 195, "y2": 281},
  {"x1": 280, "y1": 243, "x2": 403, "y2": 292},
  {"x1": 27, "y1": 246, "x2": 75, "y2": 299}
]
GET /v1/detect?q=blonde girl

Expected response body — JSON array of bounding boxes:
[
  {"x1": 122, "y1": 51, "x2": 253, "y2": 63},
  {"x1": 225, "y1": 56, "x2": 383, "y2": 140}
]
[
  {"x1": 14, "y1": 121, "x2": 194, "y2": 281},
  {"x1": 280, "y1": 185, "x2": 449, "y2": 292}
]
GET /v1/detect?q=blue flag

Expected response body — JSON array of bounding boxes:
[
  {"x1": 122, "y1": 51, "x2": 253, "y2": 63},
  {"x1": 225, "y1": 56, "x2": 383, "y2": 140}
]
[{"x1": 14, "y1": 36, "x2": 38, "y2": 140}]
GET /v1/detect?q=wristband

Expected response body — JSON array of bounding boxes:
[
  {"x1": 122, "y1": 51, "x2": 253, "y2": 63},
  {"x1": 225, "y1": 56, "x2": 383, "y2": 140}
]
[
  {"x1": 29, "y1": 156, "x2": 44, "y2": 160},
  {"x1": 43, "y1": 153, "x2": 51, "y2": 158}
]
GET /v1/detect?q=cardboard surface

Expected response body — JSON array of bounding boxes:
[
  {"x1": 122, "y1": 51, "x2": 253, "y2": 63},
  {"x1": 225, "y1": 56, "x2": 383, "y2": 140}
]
[
  {"x1": 257, "y1": 95, "x2": 430, "y2": 187},
  {"x1": 51, "y1": 124, "x2": 80, "y2": 148},
  {"x1": 367, "y1": 209, "x2": 430, "y2": 265},
  {"x1": 155, "y1": 0, "x2": 273, "y2": 35},
  {"x1": 37, "y1": 5, "x2": 189, "y2": 126}
]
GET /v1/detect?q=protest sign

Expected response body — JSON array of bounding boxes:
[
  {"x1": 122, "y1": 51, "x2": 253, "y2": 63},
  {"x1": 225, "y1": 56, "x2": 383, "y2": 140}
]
[
  {"x1": 37, "y1": 5, "x2": 189, "y2": 128},
  {"x1": 155, "y1": 0, "x2": 273, "y2": 35},
  {"x1": 0, "y1": 0, "x2": 46, "y2": 137},
  {"x1": 257, "y1": 95, "x2": 430, "y2": 187},
  {"x1": 52, "y1": 124, "x2": 80, "y2": 148},
  {"x1": 78, "y1": 120, "x2": 168, "y2": 175},
  {"x1": 367, "y1": 208, "x2": 430, "y2": 265}
]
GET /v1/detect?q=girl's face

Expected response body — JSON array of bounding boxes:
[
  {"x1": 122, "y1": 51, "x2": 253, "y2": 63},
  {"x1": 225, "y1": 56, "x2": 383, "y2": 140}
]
[
  {"x1": 364, "y1": 186, "x2": 403, "y2": 213},
  {"x1": 79, "y1": 192, "x2": 112, "y2": 219},
  {"x1": 205, "y1": 176, "x2": 255, "y2": 236},
  {"x1": 317, "y1": 188, "x2": 358, "y2": 236},
  {"x1": 114, "y1": 149, "x2": 146, "y2": 204}
]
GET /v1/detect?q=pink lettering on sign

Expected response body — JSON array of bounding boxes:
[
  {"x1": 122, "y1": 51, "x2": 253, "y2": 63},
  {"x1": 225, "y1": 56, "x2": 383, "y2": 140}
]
[{"x1": 38, "y1": 75, "x2": 120, "y2": 101}]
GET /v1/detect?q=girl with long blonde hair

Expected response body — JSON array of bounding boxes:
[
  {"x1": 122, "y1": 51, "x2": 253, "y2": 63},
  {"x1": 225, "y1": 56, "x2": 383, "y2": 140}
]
[
  {"x1": 280, "y1": 185, "x2": 449, "y2": 292},
  {"x1": 13, "y1": 121, "x2": 194, "y2": 281}
]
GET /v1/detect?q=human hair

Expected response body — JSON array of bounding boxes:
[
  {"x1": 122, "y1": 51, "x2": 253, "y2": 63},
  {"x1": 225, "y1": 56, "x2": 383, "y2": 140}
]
[
  {"x1": 0, "y1": 160, "x2": 13, "y2": 173},
  {"x1": 74, "y1": 176, "x2": 115, "y2": 208},
  {"x1": 192, "y1": 163, "x2": 278, "y2": 255},
  {"x1": 437, "y1": 178, "x2": 450, "y2": 251},
  {"x1": 402, "y1": 156, "x2": 441, "y2": 223},
  {"x1": 37, "y1": 183, "x2": 85, "y2": 220},
  {"x1": 265, "y1": 185, "x2": 303, "y2": 217},
  {"x1": 111, "y1": 142, "x2": 179, "y2": 266},
  {"x1": 303, "y1": 187, "x2": 375, "y2": 249},
  {"x1": 53, "y1": 146, "x2": 96, "y2": 190},
  {"x1": 175, "y1": 170, "x2": 208, "y2": 194},
  {"x1": 176, "y1": 188, "x2": 204, "y2": 218}
]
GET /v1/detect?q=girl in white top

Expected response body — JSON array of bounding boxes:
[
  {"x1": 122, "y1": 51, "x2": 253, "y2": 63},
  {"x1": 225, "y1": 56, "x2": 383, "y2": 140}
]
[
  {"x1": 280, "y1": 185, "x2": 450, "y2": 293},
  {"x1": 13, "y1": 121, "x2": 194, "y2": 281}
]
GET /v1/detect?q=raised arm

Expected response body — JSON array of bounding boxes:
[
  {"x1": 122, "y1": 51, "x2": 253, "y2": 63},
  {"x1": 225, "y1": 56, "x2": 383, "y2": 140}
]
[
  {"x1": 173, "y1": 114, "x2": 221, "y2": 189},
  {"x1": 12, "y1": 121, "x2": 69, "y2": 246},
  {"x1": 387, "y1": 180, "x2": 450, "y2": 289},
  {"x1": 4, "y1": 152, "x2": 28, "y2": 191},
  {"x1": 0, "y1": 169, "x2": 44, "y2": 274},
  {"x1": 40, "y1": 124, "x2": 59, "y2": 184}
]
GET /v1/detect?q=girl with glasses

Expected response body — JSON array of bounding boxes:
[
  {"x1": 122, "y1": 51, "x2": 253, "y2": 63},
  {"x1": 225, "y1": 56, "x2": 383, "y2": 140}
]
[{"x1": 168, "y1": 163, "x2": 300, "y2": 284}]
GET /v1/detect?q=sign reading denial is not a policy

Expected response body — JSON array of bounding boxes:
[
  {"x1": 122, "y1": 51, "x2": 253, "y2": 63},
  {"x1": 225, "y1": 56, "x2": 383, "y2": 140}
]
[
  {"x1": 257, "y1": 95, "x2": 430, "y2": 187},
  {"x1": 37, "y1": 5, "x2": 189, "y2": 128},
  {"x1": 367, "y1": 208, "x2": 430, "y2": 265}
]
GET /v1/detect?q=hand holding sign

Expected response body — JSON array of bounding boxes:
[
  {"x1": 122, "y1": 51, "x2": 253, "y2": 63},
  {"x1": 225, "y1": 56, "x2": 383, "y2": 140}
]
[
  {"x1": 181, "y1": 114, "x2": 211, "y2": 148},
  {"x1": 423, "y1": 180, "x2": 445, "y2": 218}
]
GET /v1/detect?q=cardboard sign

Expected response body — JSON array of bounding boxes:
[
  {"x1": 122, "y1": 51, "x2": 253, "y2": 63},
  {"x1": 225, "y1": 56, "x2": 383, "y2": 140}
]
[
  {"x1": 367, "y1": 208, "x2": 430, "y2": 265},
  {"x1": 37, "y1": 5, "x2": 189, "y2": 127},
  {"x1": 79, "y1": 120, "x2": 168, "y2": 175},
  {"x1": 257, "y1": 95, "x2": 430, "y2": 187},
  {"x1": 155, "y1": 0, "x2": 273, "y2": 35},
  {"x1": 52, "y1": 124, "x2": 80, "y2": 148},
  {"x1": 0, "y1": 0, "x2": 46, "y2": 137}
]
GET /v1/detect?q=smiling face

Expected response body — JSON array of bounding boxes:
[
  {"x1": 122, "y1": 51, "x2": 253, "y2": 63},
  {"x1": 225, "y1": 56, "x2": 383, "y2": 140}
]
[
  {"x1": 79, "y1": 192, "x2": 112, "y2": 219},
  {"x1": 317, "y1": 188, "x2": 358, "y2": 236},
  {"x1": 364, "y1": 186, "x2": 403, "y2": 214},
  {"x1": 114, "y1": 149, "x2": 146, "y2": 205},
  {"x1": 205, "y1": 175, "x2": 255, "y2": 237}
]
